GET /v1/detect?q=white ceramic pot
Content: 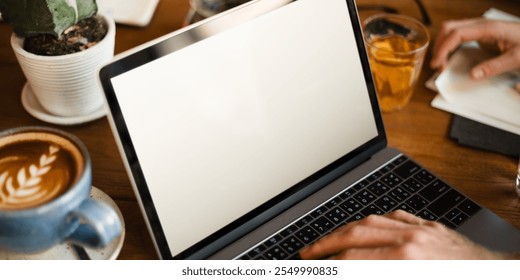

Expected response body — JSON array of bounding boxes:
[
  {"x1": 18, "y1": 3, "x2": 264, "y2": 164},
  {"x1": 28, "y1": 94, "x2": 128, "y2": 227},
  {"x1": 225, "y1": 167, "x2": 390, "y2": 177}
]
[{"x1": 11, "y1": 14, "x2": 115, "y2": 117}]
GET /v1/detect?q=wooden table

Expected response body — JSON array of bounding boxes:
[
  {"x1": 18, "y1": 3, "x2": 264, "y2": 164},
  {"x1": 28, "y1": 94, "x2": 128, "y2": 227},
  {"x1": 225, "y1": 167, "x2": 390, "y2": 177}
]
[{"x1": 0, "y1": 0, "x2": 519, "y2": 259}]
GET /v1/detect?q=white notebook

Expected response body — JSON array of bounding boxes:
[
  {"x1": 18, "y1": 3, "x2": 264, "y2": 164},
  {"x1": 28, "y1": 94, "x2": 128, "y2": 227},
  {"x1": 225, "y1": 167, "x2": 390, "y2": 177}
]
[{"x1": 428, "y1": 8, "x2": 520, "y2": 136}]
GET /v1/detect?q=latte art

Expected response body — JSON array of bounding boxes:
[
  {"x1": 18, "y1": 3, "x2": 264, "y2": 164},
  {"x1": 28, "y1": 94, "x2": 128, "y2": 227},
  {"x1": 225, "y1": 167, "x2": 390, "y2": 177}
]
[{"x1": 0, "y1": 132, "x2": 82, "y2": 210}]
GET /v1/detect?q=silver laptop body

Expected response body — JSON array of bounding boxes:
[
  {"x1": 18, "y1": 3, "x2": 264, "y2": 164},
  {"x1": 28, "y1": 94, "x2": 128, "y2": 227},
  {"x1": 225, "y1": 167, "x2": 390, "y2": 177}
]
[{"x1": 99, "y1": 0, "x2": 520, "y2": 259}]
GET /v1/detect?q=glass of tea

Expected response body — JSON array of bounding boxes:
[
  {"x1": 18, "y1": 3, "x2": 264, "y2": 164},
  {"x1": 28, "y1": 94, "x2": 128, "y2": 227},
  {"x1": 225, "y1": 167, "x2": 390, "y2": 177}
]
[{"x1": 364, "y1": 14, "x2": 430, "y2": 112}]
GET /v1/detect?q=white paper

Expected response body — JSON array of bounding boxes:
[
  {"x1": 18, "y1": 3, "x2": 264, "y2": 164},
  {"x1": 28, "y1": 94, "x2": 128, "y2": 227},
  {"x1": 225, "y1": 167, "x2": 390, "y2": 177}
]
[
  {"x1": 483, "y1": 8, "x2": 520, "y2": 22},
  {"x1": 435, "y1": 44, "x2": 520, "y2": 128},
  {"x1": 432, "y1": 95, "x2": 520, "y2": 135},
  {"x1": 97, "y1": 0, "x2": 159, "y2": 27},
  {"x1": 427, "y1": 8, "x2": 520, "y2": 136}
]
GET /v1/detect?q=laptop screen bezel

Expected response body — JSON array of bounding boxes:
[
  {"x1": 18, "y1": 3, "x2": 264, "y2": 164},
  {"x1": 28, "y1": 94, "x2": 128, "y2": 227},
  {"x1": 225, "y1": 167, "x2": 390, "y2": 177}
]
[{"x1": 99, "y1": 0, "x2": 386, "y2": 259}]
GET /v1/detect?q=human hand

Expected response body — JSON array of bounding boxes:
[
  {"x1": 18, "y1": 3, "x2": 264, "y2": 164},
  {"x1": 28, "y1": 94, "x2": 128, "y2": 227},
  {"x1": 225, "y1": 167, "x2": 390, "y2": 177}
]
[
  {"x1": 299, "y1": 210, "x2": 505, "y2": 260},
  {"x1": 430, "y1": 18, "x2": 520, "y2": 80}
]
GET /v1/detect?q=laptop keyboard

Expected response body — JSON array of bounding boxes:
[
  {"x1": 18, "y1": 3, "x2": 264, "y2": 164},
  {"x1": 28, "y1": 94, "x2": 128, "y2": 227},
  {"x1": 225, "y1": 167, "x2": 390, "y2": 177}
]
[{"x1": 236, "y1": 155, "x2": 481, "y2": 260}]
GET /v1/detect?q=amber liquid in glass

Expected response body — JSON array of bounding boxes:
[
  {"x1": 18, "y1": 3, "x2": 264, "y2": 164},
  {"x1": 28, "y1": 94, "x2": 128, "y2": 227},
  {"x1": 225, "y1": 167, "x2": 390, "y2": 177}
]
[{"x1": 367, "y1": 36, "x2": 425, "y2": 112}]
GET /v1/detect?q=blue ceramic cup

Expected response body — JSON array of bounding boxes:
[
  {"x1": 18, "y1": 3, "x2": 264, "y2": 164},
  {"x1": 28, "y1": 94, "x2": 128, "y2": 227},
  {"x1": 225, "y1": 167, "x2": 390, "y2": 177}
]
[{"x1": 0, "y1": 126, "x2": 122, "y2": 253}]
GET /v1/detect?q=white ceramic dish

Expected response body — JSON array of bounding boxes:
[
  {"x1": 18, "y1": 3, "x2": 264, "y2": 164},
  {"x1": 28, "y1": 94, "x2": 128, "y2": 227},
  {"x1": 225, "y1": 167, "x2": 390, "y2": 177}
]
[
  {"x1": 0, "y1": 186, "x2": 125, "y2": 260},
  {"x1": 21, "y1": 83, "x2": 106, "y2": 126}
]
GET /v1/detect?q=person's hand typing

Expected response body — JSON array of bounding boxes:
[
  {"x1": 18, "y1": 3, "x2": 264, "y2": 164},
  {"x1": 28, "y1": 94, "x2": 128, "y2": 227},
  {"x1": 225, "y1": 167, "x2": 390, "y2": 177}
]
[{"x1": 299, "y1": 210, "x2": 507, "y2": 260}]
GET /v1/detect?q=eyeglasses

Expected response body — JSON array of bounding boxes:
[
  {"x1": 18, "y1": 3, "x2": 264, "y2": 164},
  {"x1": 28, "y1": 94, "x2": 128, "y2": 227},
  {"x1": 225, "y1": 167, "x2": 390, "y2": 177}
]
[{"x1": 358, "y1": 0, "x2": 431, "y2": 26}]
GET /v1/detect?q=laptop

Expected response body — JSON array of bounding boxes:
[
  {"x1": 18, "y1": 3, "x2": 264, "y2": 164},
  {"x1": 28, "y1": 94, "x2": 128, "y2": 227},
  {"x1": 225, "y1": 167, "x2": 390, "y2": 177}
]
[{"x1": 98, "y1": 0, "x2": 520, "y2": 259}]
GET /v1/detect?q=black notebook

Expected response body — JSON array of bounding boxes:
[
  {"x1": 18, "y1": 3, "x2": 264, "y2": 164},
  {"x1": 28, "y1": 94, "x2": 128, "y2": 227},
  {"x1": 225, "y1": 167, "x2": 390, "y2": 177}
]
[{"x1": 450, "y1": 115, "x2": 520, "y2": 157}]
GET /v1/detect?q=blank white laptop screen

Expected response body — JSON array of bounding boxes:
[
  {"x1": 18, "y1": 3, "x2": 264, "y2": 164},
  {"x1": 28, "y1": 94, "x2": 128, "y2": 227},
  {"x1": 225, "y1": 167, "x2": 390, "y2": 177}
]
[{"x1": 110, "y1": 0, "x2": 378, "y2": 256}]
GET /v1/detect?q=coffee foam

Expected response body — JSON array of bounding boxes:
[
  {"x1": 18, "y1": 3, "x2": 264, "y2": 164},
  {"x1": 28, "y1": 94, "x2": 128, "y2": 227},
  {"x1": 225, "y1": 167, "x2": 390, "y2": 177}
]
[{"x1": 0, "y1": 131, "x2": 84, "y2": 210}]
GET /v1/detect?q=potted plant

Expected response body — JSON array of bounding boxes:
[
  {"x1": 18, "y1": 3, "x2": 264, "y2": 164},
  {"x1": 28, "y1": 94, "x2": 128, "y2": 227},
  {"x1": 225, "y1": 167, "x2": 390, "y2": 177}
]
[{"x1": 0, "y1": 0, "x2": 115, "y2": 123}]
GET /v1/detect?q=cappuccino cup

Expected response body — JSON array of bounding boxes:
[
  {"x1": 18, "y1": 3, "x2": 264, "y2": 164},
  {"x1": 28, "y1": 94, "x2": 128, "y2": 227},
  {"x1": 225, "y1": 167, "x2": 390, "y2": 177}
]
[{"x1": 0, "y1": 126, "x2": 122, "y2": 254}]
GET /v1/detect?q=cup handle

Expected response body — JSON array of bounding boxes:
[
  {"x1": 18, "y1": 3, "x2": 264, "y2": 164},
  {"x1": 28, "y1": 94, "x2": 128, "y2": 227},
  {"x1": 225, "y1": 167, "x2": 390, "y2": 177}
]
[{"x1": 66, "y1": 198, "x2": 122, "y2": 248}]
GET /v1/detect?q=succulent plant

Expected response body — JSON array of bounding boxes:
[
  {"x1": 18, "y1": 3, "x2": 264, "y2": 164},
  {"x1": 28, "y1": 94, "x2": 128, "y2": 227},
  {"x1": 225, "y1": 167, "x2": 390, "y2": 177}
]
[{"x1": 0, "y1": 0, "x2": 98, "y2": 38}]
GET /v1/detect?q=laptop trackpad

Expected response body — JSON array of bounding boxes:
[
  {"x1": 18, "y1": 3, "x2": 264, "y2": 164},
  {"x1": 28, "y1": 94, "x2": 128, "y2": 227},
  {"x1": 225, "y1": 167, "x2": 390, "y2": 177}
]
[{"x1": 458, "y1": 208, "x2": 520, "y2": 253}]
